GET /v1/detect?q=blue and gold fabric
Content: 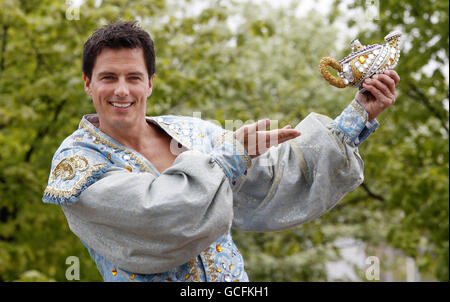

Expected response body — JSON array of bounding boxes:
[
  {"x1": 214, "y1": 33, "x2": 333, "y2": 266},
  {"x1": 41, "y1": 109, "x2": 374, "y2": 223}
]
[{"x1": 43, "y1": 100, "x2": 378, "y2": 282}]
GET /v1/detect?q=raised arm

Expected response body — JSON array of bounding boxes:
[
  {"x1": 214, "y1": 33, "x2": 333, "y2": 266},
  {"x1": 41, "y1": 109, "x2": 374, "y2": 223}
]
[{"x1": 230, "y1": 70, "x2": 400, "y2": 232}]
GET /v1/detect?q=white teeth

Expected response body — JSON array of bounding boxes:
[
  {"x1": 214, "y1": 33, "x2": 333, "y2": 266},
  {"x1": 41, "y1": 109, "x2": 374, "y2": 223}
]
[{"x1": 111, "y1": 102, "x2": 132, "y2": 108}]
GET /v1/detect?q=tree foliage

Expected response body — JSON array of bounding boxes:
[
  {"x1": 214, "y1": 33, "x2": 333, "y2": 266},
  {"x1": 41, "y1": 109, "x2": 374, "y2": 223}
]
[
  {"x1": 328, "y1": 0, "x2": 449, "y2": 281},
  {"x1": 0, "y1": 0, "x2": 448, "y2": 281}
]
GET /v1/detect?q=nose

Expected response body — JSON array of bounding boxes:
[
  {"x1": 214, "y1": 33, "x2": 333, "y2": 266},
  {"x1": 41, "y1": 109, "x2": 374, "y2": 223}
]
[{"x1": 114, "y1": 77, "x2": 129, "y2": 97}]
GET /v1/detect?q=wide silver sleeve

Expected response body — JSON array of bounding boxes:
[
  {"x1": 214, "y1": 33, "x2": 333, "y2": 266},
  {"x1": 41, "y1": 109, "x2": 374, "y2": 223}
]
[
  {"x1": 61, "y1": 150, "x2": 233, "y2": 274},
  {"x1": 231, "y1": 113, "x2": 365, "y2": 232}
]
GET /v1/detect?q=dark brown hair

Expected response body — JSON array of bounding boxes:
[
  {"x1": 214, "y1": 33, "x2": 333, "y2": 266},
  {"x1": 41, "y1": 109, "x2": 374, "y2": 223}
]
[{"x1": 82, "y1": 20, "x2": 156, "y2": 80}]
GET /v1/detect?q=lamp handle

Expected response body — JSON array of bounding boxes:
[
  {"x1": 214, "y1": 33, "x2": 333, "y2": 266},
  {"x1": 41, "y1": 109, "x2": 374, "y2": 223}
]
[{"x1": 319, "y1": 57, "x2": 348, "y2": 88}]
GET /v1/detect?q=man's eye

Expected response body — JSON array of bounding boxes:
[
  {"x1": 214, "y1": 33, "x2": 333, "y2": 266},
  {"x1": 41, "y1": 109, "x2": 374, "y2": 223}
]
[
  {"x1": 102, "y1": 76, "x2": 114, "y2": 80},
  {"x1": 129, "y1": 77, "x2": 140, "y2": 80}
]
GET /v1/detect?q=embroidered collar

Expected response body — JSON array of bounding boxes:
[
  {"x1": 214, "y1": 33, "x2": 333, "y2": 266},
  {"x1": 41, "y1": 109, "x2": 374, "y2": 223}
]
[
  {"x1": 78, "y1": 114, "x2": 195, "y2": 176},
  {"x1": 79, "y1": 114, "x2": 156, "y2": 175}
]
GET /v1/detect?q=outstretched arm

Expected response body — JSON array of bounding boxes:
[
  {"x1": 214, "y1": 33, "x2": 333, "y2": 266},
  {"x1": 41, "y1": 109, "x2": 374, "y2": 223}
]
[{"x1": 230, "y1": 70, "x2": 400, "y2": 231}]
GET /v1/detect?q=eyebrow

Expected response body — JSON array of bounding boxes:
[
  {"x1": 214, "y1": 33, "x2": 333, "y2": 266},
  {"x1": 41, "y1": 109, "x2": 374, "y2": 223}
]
[
  {"x1": 97, "y1": 71, "x2": 145, "y2": 78},
  {"x1": 127, "y1": 72, "x2": 145, "y2": 77}
]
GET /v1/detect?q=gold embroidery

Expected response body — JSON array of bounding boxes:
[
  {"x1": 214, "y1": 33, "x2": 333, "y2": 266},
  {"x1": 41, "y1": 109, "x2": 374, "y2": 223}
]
[
  {"x1": 201, "y1": 249, "x2": 218, "y2": 282},
  {"x1": 213, "y1": 131, "x2": 228, "y2": 146},
  {"x1": 44, "y1": 163, "x2": 107, "y2": 199},
  {"x1": 351, "y1": 101, "x2": 368, "y2": 121},
  {"x1": 51, "y1": 155, "x2": 89, "y2": 181},
  {"x1": 187, "y1": 258, "x2": 201, "y2": 282},
  {"x1": 80, "y1": 119, "x2": 155, "y2": 176}
]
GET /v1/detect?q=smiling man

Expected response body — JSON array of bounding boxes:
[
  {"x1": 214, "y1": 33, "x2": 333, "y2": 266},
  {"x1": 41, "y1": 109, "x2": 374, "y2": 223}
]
[
  {"x1": 42, "y1": 21, "x2": 399, "y2": 282},
  {"x1": 82, "y1": 46, "x2": 179, "y2": 174}
]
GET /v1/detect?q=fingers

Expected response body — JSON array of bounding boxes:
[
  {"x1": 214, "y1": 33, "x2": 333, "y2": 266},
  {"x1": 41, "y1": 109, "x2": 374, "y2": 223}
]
[
  {"x1": 245, "y1": 119, "x2": 268, "y2": 150},
  {"x1": 247, "y1": 120, "x2": 293, "y2": 134},
  {"x1": 377, "y1": 74, "x2": 396, "y2": 95},
  {"x1": 362, "y1": 81, "x2": 384, "y2": 101},
  {"x1": 248, "y1": 119, "x2": 270, "y2": 132},
  {"x1": 236, "y1": 119, "x2": 267, "y2": 141},
  {"x1": 364, "y1": 81, "x2": 396, "y2": 108},
  {"x1": 235, "y1": 120, "x2": 300, "y2": 157},
  {"x1": 249, "y1": 128, "x2": 300, "y2": 156},
  {"x1": 264, "y1": 128, "x2": 301, "y2": 147},
  {"x1": 385, "y1": 70, "x2": 400, "y2": 86},
  {"x1": 365, "y1": 76, "x2": 394, "y2": 98}
]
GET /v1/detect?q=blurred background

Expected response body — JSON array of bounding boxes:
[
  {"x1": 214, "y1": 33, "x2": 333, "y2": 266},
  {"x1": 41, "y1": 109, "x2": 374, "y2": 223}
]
[{"x1": 0, "y1": 0, "x2": 448, "y2": 282}]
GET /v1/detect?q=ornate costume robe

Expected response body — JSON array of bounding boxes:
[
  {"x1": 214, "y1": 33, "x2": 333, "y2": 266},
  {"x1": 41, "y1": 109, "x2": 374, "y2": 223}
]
[{"x1": 42, "y1": 99, "x2": 378, "y2": 281}]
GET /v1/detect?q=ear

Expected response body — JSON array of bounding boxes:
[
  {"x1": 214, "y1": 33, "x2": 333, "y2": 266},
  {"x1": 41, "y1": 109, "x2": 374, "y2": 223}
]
[
  {"x1": 147, "y1": 74, "x2": 155, "y2": 98},
  {"x1": 83, "y1": 73, "x2": 92, "y2": 96}
]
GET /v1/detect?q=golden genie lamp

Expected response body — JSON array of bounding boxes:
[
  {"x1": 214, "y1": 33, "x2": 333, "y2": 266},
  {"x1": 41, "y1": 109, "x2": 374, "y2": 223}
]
[{"x1": 319, "y1": 31, "x2": 401, "y2": 89}]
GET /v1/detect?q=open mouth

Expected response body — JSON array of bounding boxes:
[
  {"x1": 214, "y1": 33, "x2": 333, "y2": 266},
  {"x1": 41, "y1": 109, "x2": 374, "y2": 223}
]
[{"x1": 109, "y1": 102, "x2": 135, "y2": 109}]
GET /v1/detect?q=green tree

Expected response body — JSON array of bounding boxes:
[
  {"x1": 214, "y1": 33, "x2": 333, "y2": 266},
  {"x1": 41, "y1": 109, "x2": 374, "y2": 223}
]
[
  {"x1": 0, "y1": 0, "x2": 448, "y2": 281},
  {"x1": 327, "y1": 0, "x2": 449, "y2": 281}
]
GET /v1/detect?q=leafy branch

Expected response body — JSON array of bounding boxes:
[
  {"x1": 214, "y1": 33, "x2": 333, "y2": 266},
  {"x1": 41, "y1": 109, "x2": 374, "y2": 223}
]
[
  {"x1": 0, "y1": 25, "x2": 8, "y2": 71},
  {"x1": 406, "y1": 83, "x2": 449, "y2": 134},
  {"x1": 24, "y1": 98, "x2": 67, "y2": 163}
]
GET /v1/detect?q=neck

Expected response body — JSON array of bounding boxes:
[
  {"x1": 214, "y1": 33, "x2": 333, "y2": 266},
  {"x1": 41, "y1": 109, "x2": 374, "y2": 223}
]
[{"x1": 98, "y1": 116, "x2": 152, "y2": 152}]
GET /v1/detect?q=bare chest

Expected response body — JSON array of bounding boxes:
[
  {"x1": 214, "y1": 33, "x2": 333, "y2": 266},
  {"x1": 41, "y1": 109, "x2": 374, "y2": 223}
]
[{"x1": 139, "y1": 129, "x2": 184, "y2": 174}]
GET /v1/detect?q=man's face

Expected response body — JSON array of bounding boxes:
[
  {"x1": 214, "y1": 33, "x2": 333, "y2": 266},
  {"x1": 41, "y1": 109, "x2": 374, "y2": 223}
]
[{"x1": 83, "y1": 47, "x2": 153, "y2": 130}]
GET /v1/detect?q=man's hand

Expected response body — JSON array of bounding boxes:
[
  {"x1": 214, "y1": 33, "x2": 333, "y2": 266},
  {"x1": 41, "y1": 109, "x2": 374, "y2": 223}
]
[
  {"x1": 234, "y1": 119, "x2": 301, "y2": 158},
  {"x1": 356, "y1": 70, "x2": 400, "y2": 120}
]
